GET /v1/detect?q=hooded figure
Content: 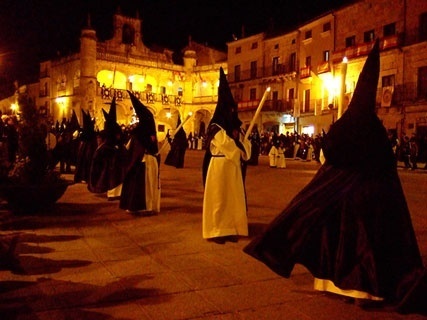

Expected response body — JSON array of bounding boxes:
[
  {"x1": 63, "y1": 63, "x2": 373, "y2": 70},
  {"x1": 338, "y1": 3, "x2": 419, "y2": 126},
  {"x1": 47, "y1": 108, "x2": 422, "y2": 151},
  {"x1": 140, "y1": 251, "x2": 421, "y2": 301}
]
[
  {"x1": 164, "y1": 114, "x2": 188, "y2": 168},
  {"x1": 74, "y1": 109, "x2": 98, "y2": 183},
  {"x1": 119, "y1": 91, "x2": 160, "y2": 214},
  {"x1": 202, "y1": 67, "x2": 252, "y2": 244},
  {"x1": 88, "y1": 97, "x2": 127, "y2": 194},
  {"x1": 243, "y1": 39, "x2": 427, "y2": 314},
  {"x1": 52, "y1": 109, "x2": 81, "y2": 173}
]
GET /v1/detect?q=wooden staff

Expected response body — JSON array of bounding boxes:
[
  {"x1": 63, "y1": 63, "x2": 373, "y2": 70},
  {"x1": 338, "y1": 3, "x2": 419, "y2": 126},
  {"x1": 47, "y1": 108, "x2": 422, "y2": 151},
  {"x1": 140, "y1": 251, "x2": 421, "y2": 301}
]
[
  {"x1": 244, "y1": 87, "x2": 271, "y2": 140},
  {"x1": 157, "y1": 113, "x2": 193, "y2": 154}
]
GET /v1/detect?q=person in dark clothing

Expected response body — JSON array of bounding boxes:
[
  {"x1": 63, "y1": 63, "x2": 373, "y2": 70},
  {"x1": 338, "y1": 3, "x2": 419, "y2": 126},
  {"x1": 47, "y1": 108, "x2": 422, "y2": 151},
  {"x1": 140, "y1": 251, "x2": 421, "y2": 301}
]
[
  {"x1": 74, "y1": 109, "x2": 97, "y2": 183},
  {"x1": 88, "y1": 97, "x2": 127, "y2": 195},
  {"x1": 120, "y1": 91, "x2": 160, "y2": 214},
  {"x1": 244, "y1": 39, "x2": 427, "y2": 315},
  {"x1": 164, "y1": 114, "x2": 188, "y2": 168},
  {"x1": 401, "y1": 135, "x2": 411, "y2": 168},
  {"x1": 409, "y1": 133, "x2": 418, "y2": 170},
  {"x1": 247, "y1": 129, "x2": 261, "y2": 165},
  {"x1": 5, "y1": 116, "x2": 19, "y2": 165}
]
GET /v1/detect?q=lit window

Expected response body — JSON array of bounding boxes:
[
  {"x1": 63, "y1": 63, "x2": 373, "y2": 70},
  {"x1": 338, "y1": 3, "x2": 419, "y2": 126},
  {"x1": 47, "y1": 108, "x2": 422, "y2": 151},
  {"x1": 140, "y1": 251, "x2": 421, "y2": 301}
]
[{"x1": 323, "y1": 50, "x2": 330, "y2": 62}]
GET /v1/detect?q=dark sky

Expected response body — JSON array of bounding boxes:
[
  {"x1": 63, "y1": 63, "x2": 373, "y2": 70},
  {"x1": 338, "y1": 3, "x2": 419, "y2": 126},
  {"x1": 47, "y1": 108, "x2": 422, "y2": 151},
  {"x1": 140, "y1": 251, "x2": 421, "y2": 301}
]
[{"x1": 0, "y1": 0, "x2": 353, "y2": 96}]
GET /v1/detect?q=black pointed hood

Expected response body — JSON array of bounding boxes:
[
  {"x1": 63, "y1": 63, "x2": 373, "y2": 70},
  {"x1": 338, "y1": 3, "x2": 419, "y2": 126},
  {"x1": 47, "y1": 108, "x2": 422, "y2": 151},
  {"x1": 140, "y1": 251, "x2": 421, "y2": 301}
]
[
  {"x1": 103, "y1": 97, "x2": 122, "y2": 143},
  {"x1": 174, "y1": 113, "x2": 187, "y2": 143},
  {"x1": 81, "y1": 108, "x2": 95, "y2": 141},
  {"x1": 127, "y1": 90, "x2": 158, "y2": 154},
  {"x1": 68, "y1": 109, "x2": 80, "y2": 132},
  {"x1": 209, "y1": 67, "x2": 242, "y2": 138},
  {"x1": 322, "y1": 39, "x2": 394, "y2": 171},
  {"x1": 82, "y1": 109, "x2": 94, "y2": 132}
]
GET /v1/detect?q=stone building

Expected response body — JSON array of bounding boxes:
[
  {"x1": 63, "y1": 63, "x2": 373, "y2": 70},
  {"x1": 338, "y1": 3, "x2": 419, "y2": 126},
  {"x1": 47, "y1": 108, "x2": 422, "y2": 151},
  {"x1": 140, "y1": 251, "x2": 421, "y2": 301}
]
[
  {"x1": 227, "y1": 0, "x2": 427, "y2": 141},
  {"x1": 35, "y1": 9, "x2": 227, "y2": 142},
  {"x1": 5, "y1": 0, "x2": 427, "y2": 147}
]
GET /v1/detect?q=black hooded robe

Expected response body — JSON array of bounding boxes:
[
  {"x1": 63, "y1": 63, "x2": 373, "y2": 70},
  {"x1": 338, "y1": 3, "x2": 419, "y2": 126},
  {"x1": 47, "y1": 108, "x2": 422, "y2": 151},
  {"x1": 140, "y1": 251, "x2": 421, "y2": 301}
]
[
  {"x1": 164, "y1": 115, "x2": 188, "y2": 168},
  {"x1": 74, "y1": 109, "x2": 97, "y2": 183},
  {"x1": 120, "y1": 91, "x2": 160, "y2": 213},
  {"x1": 243, "y1": 40, "x2": 427, "y2": 314},
  {"x1": 88, "y1": 98, "x2": 127, "y2": 193}
]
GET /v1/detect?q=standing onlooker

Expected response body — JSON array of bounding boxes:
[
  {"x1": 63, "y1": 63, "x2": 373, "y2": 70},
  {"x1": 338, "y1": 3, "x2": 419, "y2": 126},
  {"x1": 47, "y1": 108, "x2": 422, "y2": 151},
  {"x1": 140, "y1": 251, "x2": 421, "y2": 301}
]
[
  {"x1": 409, "y1": 133, "x2": 419, "y2": 170},
  {"x1": 5, "y1": 115, "x2": 18, "y2": 165},
  {"x1": 388, "y1": 131, "x2": 399, "y2": 164},
  {"x1": 202, "y1": 67, "x2": 251, "y2": 244},
  {"x1": 400, "y1": 135, "x2": 411, "y2": 168},
  {"x1": 247, "y1": 129, "x2": 260, "y2": 165}
]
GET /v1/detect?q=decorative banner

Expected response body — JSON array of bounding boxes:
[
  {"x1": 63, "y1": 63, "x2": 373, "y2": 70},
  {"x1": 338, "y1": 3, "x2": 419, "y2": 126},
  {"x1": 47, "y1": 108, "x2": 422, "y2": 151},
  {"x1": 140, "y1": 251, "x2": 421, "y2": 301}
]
[{"x1": 381, "y1": 86, "x2": 394, "y2": 107}]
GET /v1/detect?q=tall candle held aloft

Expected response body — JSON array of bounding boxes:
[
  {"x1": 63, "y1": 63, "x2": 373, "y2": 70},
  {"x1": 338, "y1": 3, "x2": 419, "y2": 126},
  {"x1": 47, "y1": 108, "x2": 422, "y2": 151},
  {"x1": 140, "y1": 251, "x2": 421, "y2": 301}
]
[{"x1": 245, "y1": 87, "x2": 271, "y2": 140}]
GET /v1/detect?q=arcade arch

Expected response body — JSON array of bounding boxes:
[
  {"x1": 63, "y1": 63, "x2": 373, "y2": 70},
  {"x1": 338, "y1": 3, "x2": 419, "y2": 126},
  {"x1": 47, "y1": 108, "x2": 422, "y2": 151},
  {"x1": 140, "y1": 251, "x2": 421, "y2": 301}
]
[{"x1": 193, "y1": 109, "x2": 211, "y2": 136}]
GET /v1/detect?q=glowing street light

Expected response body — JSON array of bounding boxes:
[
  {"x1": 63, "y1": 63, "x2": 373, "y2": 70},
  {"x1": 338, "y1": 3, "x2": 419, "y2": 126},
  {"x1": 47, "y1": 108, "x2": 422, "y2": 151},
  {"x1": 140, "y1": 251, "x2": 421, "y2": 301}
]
[{"x1": 10, "y1": 103, "x2": 18, "y2": 114}]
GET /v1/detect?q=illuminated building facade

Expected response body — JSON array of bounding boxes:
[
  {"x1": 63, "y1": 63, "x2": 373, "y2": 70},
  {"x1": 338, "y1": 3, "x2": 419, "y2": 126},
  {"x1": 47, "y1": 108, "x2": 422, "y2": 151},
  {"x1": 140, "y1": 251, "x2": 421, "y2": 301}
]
[
  {"x1": 228, "y1": 0, "x2": 427, "y2": 139},
  {"x1": 35, "y1": 10, "x2": 227, "y2": 141},
  {"x1": 8, "y1": 0, "x2": 427, "y2": 142}
]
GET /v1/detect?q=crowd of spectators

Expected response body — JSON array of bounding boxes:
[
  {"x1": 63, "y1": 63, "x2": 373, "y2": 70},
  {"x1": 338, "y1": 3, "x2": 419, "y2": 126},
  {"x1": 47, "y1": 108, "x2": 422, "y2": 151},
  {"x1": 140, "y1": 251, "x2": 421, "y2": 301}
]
[
  {"x1": 1, "y1": 110, "x2": 426, "y2": 173},
  {"x1": 185, "y1": 128, "x2": 427, "y2": 171}
]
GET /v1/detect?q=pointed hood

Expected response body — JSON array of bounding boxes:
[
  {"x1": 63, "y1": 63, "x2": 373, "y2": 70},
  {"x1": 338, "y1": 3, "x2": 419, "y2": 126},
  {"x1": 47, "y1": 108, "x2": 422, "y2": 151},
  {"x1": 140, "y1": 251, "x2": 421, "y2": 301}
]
[
  {"x1": 322, "y1": 39, "x2": 394, "y2": 171},
  {"x1": 81, "y1": 108, "x2": 95, "y2": 141},
  {"x1": 82, "y1": 109, "x2": 94, "y2": 132},
  {"x1": 209, "y1": 67, "x2": 242, "y2": 137},
  {"x1": 174, "y1": 113, "x2": 187, "y2": 143},
  {"x1": 348, "y1": 39, "x2": 380, "y2": 115},
  {"x1": 127, "y1": 90, "x2": 158, "y2": 154},
  {"x1": 107, "y1": 96, "x2": 117, "y2": 122},
  {"x1": 103, "y1": 97, "x2": 122, "y2": 143},
  {"x1": 68, "y1": 109, "x2": 80, "y2": 132}
]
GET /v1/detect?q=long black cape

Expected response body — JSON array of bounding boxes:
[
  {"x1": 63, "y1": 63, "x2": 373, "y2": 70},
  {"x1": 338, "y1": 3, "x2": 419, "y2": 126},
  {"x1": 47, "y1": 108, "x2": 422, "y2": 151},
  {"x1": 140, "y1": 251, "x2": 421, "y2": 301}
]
[{"x1": 243, "y1": 40, "x2": 427, "y2": 314}]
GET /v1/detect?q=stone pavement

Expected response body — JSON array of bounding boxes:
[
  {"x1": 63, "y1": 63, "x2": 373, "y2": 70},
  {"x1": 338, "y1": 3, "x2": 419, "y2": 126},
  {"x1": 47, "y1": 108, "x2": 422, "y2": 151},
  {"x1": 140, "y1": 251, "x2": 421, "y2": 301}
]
[{"x1": 0, "y1": 150, "x2": 426, "y2": 320}]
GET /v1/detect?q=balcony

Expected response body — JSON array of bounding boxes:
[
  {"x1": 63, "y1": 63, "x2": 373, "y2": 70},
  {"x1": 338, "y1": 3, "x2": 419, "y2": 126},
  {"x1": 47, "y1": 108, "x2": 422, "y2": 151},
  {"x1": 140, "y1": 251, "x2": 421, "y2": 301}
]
[
  {"x1": 316, "y1": 61, "x2": 330, "y2": 74},
  {"x1": 331, "y1": 35, "x2": 399, "y2": 63},
  {"x1": 238, "y1": 99, "x2": 294, "y2": 113},
  {"x1": 229, "y1": 65, "x2": 297, "y2": 83},
  {"x1": 97, "y1": 85, "x2": 183, "y2": 106},
  {"x1": 299, "y1": 66, "x2": 312, "y2": 84}
]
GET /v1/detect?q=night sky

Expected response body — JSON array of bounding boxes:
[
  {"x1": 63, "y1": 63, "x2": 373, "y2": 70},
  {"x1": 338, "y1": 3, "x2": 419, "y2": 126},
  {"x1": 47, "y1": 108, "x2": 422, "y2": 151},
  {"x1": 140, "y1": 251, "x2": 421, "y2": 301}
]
[{"x1": 0, "y1": 0, "x2": 353, "y2": 97}]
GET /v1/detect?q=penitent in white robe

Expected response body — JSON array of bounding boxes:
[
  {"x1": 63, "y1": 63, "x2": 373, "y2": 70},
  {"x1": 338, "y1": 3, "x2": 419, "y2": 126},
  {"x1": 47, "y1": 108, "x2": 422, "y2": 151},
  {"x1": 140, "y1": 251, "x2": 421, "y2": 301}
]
[{"x1": 203, "y1": 127, "x2": 251, "y2": 239}]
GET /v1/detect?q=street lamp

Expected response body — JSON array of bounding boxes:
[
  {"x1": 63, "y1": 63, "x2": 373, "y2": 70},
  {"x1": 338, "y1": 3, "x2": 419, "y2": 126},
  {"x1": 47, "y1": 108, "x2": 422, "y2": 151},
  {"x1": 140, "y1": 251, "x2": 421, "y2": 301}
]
[
  {"x1": 10, "y1": 103, "x2": 18, "y2": 115},
  {"x1": 56, "y1": 97, "x2": 66, "y2": 119}
]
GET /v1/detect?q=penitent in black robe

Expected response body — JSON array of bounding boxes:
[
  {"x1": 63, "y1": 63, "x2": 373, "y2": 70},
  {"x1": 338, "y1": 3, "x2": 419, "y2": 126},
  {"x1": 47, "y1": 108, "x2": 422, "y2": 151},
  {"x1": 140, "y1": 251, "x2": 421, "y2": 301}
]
[
  {"x1": 164, "y1": 115, "x2": 188, "y2": 169},
  {"x1": 87, "y1": 141, "x2": 127, "y2": 193},
  {"x1": 243, "y1": 40, "x2": 427, "y2": 314}
]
